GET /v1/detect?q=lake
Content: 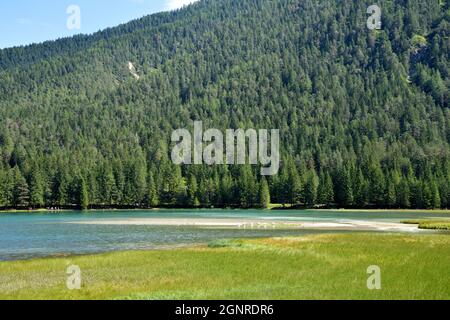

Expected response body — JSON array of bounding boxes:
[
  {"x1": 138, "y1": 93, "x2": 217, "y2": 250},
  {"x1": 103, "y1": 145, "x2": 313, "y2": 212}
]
[{"x1": 0, "y1": 209, "x2": 448, "y2": 261}]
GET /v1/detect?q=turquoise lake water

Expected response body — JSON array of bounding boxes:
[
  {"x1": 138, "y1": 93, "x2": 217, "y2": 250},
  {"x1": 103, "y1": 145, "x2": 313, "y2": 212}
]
[{"x1": 0, "y1": 209, "x2": 448, "y2": 261}]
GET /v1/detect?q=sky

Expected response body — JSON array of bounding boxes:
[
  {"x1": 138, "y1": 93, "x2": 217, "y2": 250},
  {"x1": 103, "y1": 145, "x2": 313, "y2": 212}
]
[{"x1": 0, "y1": 0, "x2": 199, "y2": 49}]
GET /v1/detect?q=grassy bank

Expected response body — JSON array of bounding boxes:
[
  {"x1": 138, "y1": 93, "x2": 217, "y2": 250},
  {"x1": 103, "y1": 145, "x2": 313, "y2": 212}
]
[
  {"x1": 0, "y1": 233, "x2": 449, "y2": 300},
  {"x1": 402, "y1": 219, "x2": 450, "y2": 230}
]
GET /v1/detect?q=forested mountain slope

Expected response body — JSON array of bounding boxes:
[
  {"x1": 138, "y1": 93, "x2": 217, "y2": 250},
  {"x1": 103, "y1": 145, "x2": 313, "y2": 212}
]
[{"x1": 0, "y1": 0, "x2": 449, "y2": 209}]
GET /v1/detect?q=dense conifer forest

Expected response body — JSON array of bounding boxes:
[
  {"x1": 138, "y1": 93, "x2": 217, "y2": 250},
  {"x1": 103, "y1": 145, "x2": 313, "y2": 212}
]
[{"x1": 0, "y1": 0, "x2": 449, "y2": 210}]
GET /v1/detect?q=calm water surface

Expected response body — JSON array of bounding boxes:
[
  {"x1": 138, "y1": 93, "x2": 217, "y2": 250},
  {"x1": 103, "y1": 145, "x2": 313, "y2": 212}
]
[{"x1": 0, "y1": 209, "x2": 447, "y2": 261}]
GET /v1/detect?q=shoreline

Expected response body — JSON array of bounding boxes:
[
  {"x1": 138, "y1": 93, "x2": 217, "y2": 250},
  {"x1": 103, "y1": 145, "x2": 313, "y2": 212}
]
[
  {"x1": 67, "y1": 217, "x2": 424, "y2": 233},
  {"x1": 1, "y1": 207, "x2": 450, "y2": 214}
]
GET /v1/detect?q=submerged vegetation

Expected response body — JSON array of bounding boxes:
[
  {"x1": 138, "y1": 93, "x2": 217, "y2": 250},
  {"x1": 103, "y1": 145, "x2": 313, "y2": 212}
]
[
  {"x1": 0, "y1": 0, "x2": 449, "y2": 210},
  {"x1": 0, "y1": 233, "x2": 449, "y2": 300}
]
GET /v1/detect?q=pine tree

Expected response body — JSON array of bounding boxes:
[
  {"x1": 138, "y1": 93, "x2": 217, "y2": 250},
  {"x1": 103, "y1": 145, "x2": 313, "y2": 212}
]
[
  {"x1": 410, "y1": 179, "x2": 423, "y2": 209},
  {"x1": 147, "y1": 172, "x2": 160, "y2": 207},
  {"x1": 304, "y1": 170, "x2": 319, "y2": 206},
  {"x1": 2, "y1": 168, "x2": 14, "y2": 207},
  {"x1": 12, "y1": 167, "x2": 29, "y2": 208},
  {"x1": 100, "y1": 166, "x2": 116, "y2": 206},
  {"x1": 114, "y1": 166, "x2": 125, "y2": 205},
  {"x1": 52, "y1": 169, "x2": 69, "y2": 207},
  {"x1": 237, "y1": 166, "x2": 255, "y2": 208},
  {"x1": 198, "y1": 177, "x2": 211, "y2": 207},
  {"x1": 220, "y1": 172, "x2": 234, "y2": 206},
  {"x1": 212, "y1": 173, "x2": 222, "y2": 207},
  {"x1": 385, "y1": 177, "x2": 396, "y2": 208},
  {"x1": 336, "y1": 166, "x2": 353, "y2": 207},
  {"x1": 0, "y1": 129, "x2": 13, "y2": 163},
  {"x1": 368, "y1": 165, "x2": 385, "y2": 206},
  {"x1": 133, "y1": 159, "x2": 148, "y2": 206},
  {"x1": 438, "y1": 177, "x2": 449, "y2": 208},
  {"x1": 276, "y1": 167, "x2": 289, "y2": 206},
  {"x1": 287, "y1": 162, "x2": 302, "y2": 205},
  {"x1": 318, "y1": 171, "x2": 334, "y2": 206},
  {"x1": 259, "y1": 177, "x2": 271, "y2": 209},
  {"x1": 0, "y1": 167, "x2": 6, "y2": 207},
  {"x1": 29, "y1": 168, "x2": 45, "y2": 208},
  {"x1": 87, "y1": 171, "x2": 99, "y2": 207},
  {"x1": 422, "y1": 182, "x2": 433, "y2": 209},
  {"x1": 187, "y1": 175, "x2": 200, "y2": 207},
  {"x1": 396, "y1": 179, "x2": 411, "y2": 208},
  {"x1": 79, "y1": 176, "x2": 89, "y2": 210},
  {"x1": 353, "y1": 169, "x2": 367, "y2": 207},
  {"x1": 430, "y1": 179, "x2": 441, "y2": 209}
]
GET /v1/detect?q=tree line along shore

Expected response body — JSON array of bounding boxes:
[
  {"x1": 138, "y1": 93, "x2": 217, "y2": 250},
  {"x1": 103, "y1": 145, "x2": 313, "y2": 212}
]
[{"x1": 0, "y1": 156, "x2": 449, "y2": 210}]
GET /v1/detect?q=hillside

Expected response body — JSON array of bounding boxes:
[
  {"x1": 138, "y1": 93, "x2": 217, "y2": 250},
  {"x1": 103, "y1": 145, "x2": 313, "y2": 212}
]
[{"x1": 0, "y1": 0, "x2": 449, "y2": 209}]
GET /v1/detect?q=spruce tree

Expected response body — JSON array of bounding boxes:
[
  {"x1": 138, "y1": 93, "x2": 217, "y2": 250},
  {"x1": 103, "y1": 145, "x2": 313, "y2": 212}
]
[
  {"x1": 336, "y1": 166, "x2": 353, "y2": 207},
  {"x1": 29, "y1": 169, "x2": 45, "y2": 208},
  {"x1": 318, "y1": 171, "x2": 334, "y2": 206},
  {"x1": 0, "y1": 167, "x2": 6, "y2": 207},
  {"x1": 259, "y1": 177, "x2": 271, "y2": 209},
  {"x1": 396, "y1": 179, "x2": 411, "y2": 208},
  {"x1": 304, "y1": 170, "x2": 319, "y2": 206},
  {"x1": 385, "y1": 177, "x2": 397, "y2": 208},
  {"x1": 288, "y1": 162, "x2": 303, "y2": 205},
  {"x1": 368, "y1": 165, "x2": 385, "y2": 206},
  {"x1": 198, "y1": 178, "x2": 211, "y2": 207},
  {"x1": 101, "y1": 166, "x2": 117, "y2": 206},
  {"x1": 220, "y1": 172, "x2": 234, "y2": 206},
  {"x1": 430, "y1": 179, "x2": 441, "y2": 209},
  {"x1": 147, "y1": 172, "x2": 160, "y2": 208},
  {"x1": 422, "y1": 182, "x2": 433, "y2": 209},
  {"x1": 353, "y1": 169, "x2": 367, "y2": 208},
  {"x1": 187, "y1": 175, "x2": 200, "y2": 207},
  {"x1": 13, "y1": 167, "x2": 30, "y2": 208},
  {"x1": 79, "y1": 176, "x2": 89, "y2": 210}
]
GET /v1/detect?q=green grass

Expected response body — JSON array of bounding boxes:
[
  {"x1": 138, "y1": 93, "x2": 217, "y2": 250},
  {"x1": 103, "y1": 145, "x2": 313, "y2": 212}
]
[
  {"x1": 0, "y1": 233, "x2": 449, "y2": 300},
  {"x1": 402, "y1": 219, "x2": 450, "y2": 230}
]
